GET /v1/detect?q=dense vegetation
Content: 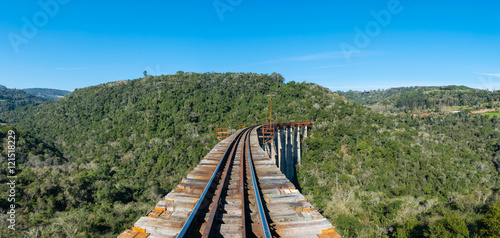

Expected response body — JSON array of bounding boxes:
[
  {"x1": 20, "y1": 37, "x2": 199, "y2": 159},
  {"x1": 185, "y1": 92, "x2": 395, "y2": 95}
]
[
  {"x1": 299, "y1": 111, "x2": 500, "y2": 237},
  {"x1": 337, "y1": 86, "x2": 431, "y2": 105},
  {"x1": 0, "y1": 86, "x2": 48, "y2": 115},
  {"x1": 0, "y1": 74, "x2": 499, "y2": 237},
  {"x1": 339, "y1": 86, "x2": 500, "y2": 113},
  {"x1": 1, "y1": 72, "x2": 291, "y2": 237},
  {"x1": 22, "y1": 88, "x2": 71, "y2": 101}
]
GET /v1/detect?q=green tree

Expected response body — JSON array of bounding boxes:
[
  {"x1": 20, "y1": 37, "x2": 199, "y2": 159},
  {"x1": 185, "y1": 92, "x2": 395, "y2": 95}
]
[
  {"x1": 480, "y1": 203, "x2": 500, "y2": 237},
  {"x1": 425, "y1": 213, "x2": 469, "y2": 238}
]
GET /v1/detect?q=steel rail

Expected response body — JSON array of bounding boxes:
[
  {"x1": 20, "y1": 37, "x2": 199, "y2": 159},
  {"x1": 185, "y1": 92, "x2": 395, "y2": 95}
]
[
  {"x1": 177, "y1": 128, "x2": 246, "y2": 238},
  {"x1": 201, "y1": 129, "x2": 249, "y2": 238},
  {"x1": 246, "y1": 128, "x2": 272, "y2": 238},
  {"x1": 240, "y1": 129, "x2": 248, "y2": 238}
]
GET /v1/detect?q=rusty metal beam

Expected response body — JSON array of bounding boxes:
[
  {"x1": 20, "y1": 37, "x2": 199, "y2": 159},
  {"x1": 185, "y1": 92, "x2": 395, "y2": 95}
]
[{"x1": 216, "y1": 127, "x2": 230, "y2": 141}]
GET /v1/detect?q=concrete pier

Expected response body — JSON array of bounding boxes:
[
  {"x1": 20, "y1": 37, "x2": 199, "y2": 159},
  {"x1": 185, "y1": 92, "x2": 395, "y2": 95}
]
[
  {"x1": 278, "y1": 129, "x2": 282, "y2": 169},
  {"x1": 297, "y1": 127, "x2": 301, "y2": 165},
  {"x1": 263, "y1": 124, "x2": 311, "y2": 181}
]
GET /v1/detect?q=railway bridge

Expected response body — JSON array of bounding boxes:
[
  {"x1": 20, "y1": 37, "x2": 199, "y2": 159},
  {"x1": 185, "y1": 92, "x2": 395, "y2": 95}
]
[{"x1": 119, "y1": 125, "x2": 340, "y2": 238}]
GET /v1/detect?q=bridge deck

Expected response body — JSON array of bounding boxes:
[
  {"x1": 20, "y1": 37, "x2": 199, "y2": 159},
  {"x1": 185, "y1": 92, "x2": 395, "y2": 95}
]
[
  {"x1": 248, "y1": 129, "x2": 339, "y2": 238},
  {"x1": 118, "y1": 127, "x2": 340, "y2": 238}
]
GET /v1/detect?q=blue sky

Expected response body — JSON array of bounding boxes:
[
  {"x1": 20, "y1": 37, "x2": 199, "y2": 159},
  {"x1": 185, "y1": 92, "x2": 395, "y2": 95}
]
[{"x1": 1, "y1": 0, "x2": 500, "y2": 91}]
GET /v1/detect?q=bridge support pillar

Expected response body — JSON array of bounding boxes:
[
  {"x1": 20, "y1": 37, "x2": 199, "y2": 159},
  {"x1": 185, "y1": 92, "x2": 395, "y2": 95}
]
[
  {"x1": 268, "y1": 143, "x2": 271, "y2": 157},
  {"x1": 285, "y1": 127, "x2": 289, "y2": 178},
  {"x1": 271, "y1": 134, "x2": 276, "y2": 165},
  {"x1": 287, "y1": 127, "x2": 294, "y2": 180},
  {"x1": 264, "y1": 124, "x2": 310, "y2": 180},
  {"x1": 277, "y1": 129, "x2": 282, "y2": 169},
  {"x1": 292, "y1": 127, "x2": 297, "y2": 169},
  {"x1": 296, "y1": 127, "x2": 301, "y2": 166}
]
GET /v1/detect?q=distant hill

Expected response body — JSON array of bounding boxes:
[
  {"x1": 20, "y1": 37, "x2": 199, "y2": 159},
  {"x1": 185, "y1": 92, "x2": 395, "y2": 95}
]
[
  {"x1": 0, "y1": 86, "x2": 48, "y2": 113},
  {"x1": 22, "y1": 88, "x2": 71, "y2": 100},
  {"x1": 339, "y1": 85, "x2": 500, "y2": 113},
  {"x1": 337, "y1": 86, "x2": 427, "y2": 105}
]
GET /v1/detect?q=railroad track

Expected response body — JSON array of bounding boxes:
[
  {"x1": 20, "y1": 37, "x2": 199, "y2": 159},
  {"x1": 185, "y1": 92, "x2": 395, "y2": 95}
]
[
  {"x1": 176, "y1": 126, "x2": 271, "y2": 237},
  {"x1": 119, "y1": 126, "x2": 340, "y2": 238}
]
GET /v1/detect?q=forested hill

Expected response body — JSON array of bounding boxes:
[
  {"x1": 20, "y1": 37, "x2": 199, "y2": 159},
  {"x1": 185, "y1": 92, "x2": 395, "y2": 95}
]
[
  {"x1": 338, "y1": 86, "x2": 430, "y2": 105},
  {"x1": 0, "y1": 72, "x2": 350, "y2": 237},
  {"x1": 339, "y1": 85, "x2": 500, "y2": 113},
  {"x1": 1, "y1": 73, "x2": 499, "y2": 237},
  {"x1": 0, "y1": 86, "x2": 48, "y2": 117},
  {"x1": 22, "y1": 88, "x2": 71, "y2": 101}
]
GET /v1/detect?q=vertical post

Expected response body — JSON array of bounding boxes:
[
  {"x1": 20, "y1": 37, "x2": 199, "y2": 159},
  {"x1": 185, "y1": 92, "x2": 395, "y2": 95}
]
[
  {"x1": 292, "y1": 127, "x2": 297, "y2": 165},
  {"x1": 271, "y1": 132, "x2": 276, "y2": 165},
  {"x1": 290, "y1": 127, "x2": 294, "y2": 179},
  {"x1": 297, "y1": 127, "x2": 301, "y2": 166},
  {"x1": 304, "y1": 126, "x2": 308, "y2": 138},
  {"x1": 287, "y1": 127, "x2": 293, "y2": 179},
  {"x1": 285, "y1": 126, "x2": 289, "y2": 177},
  {"x1": 267, "y1": 142, "x2": 271, "y2": 157},
  {"x1": 277, "y1": 128, "x2": 282, "y2": 169}
]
